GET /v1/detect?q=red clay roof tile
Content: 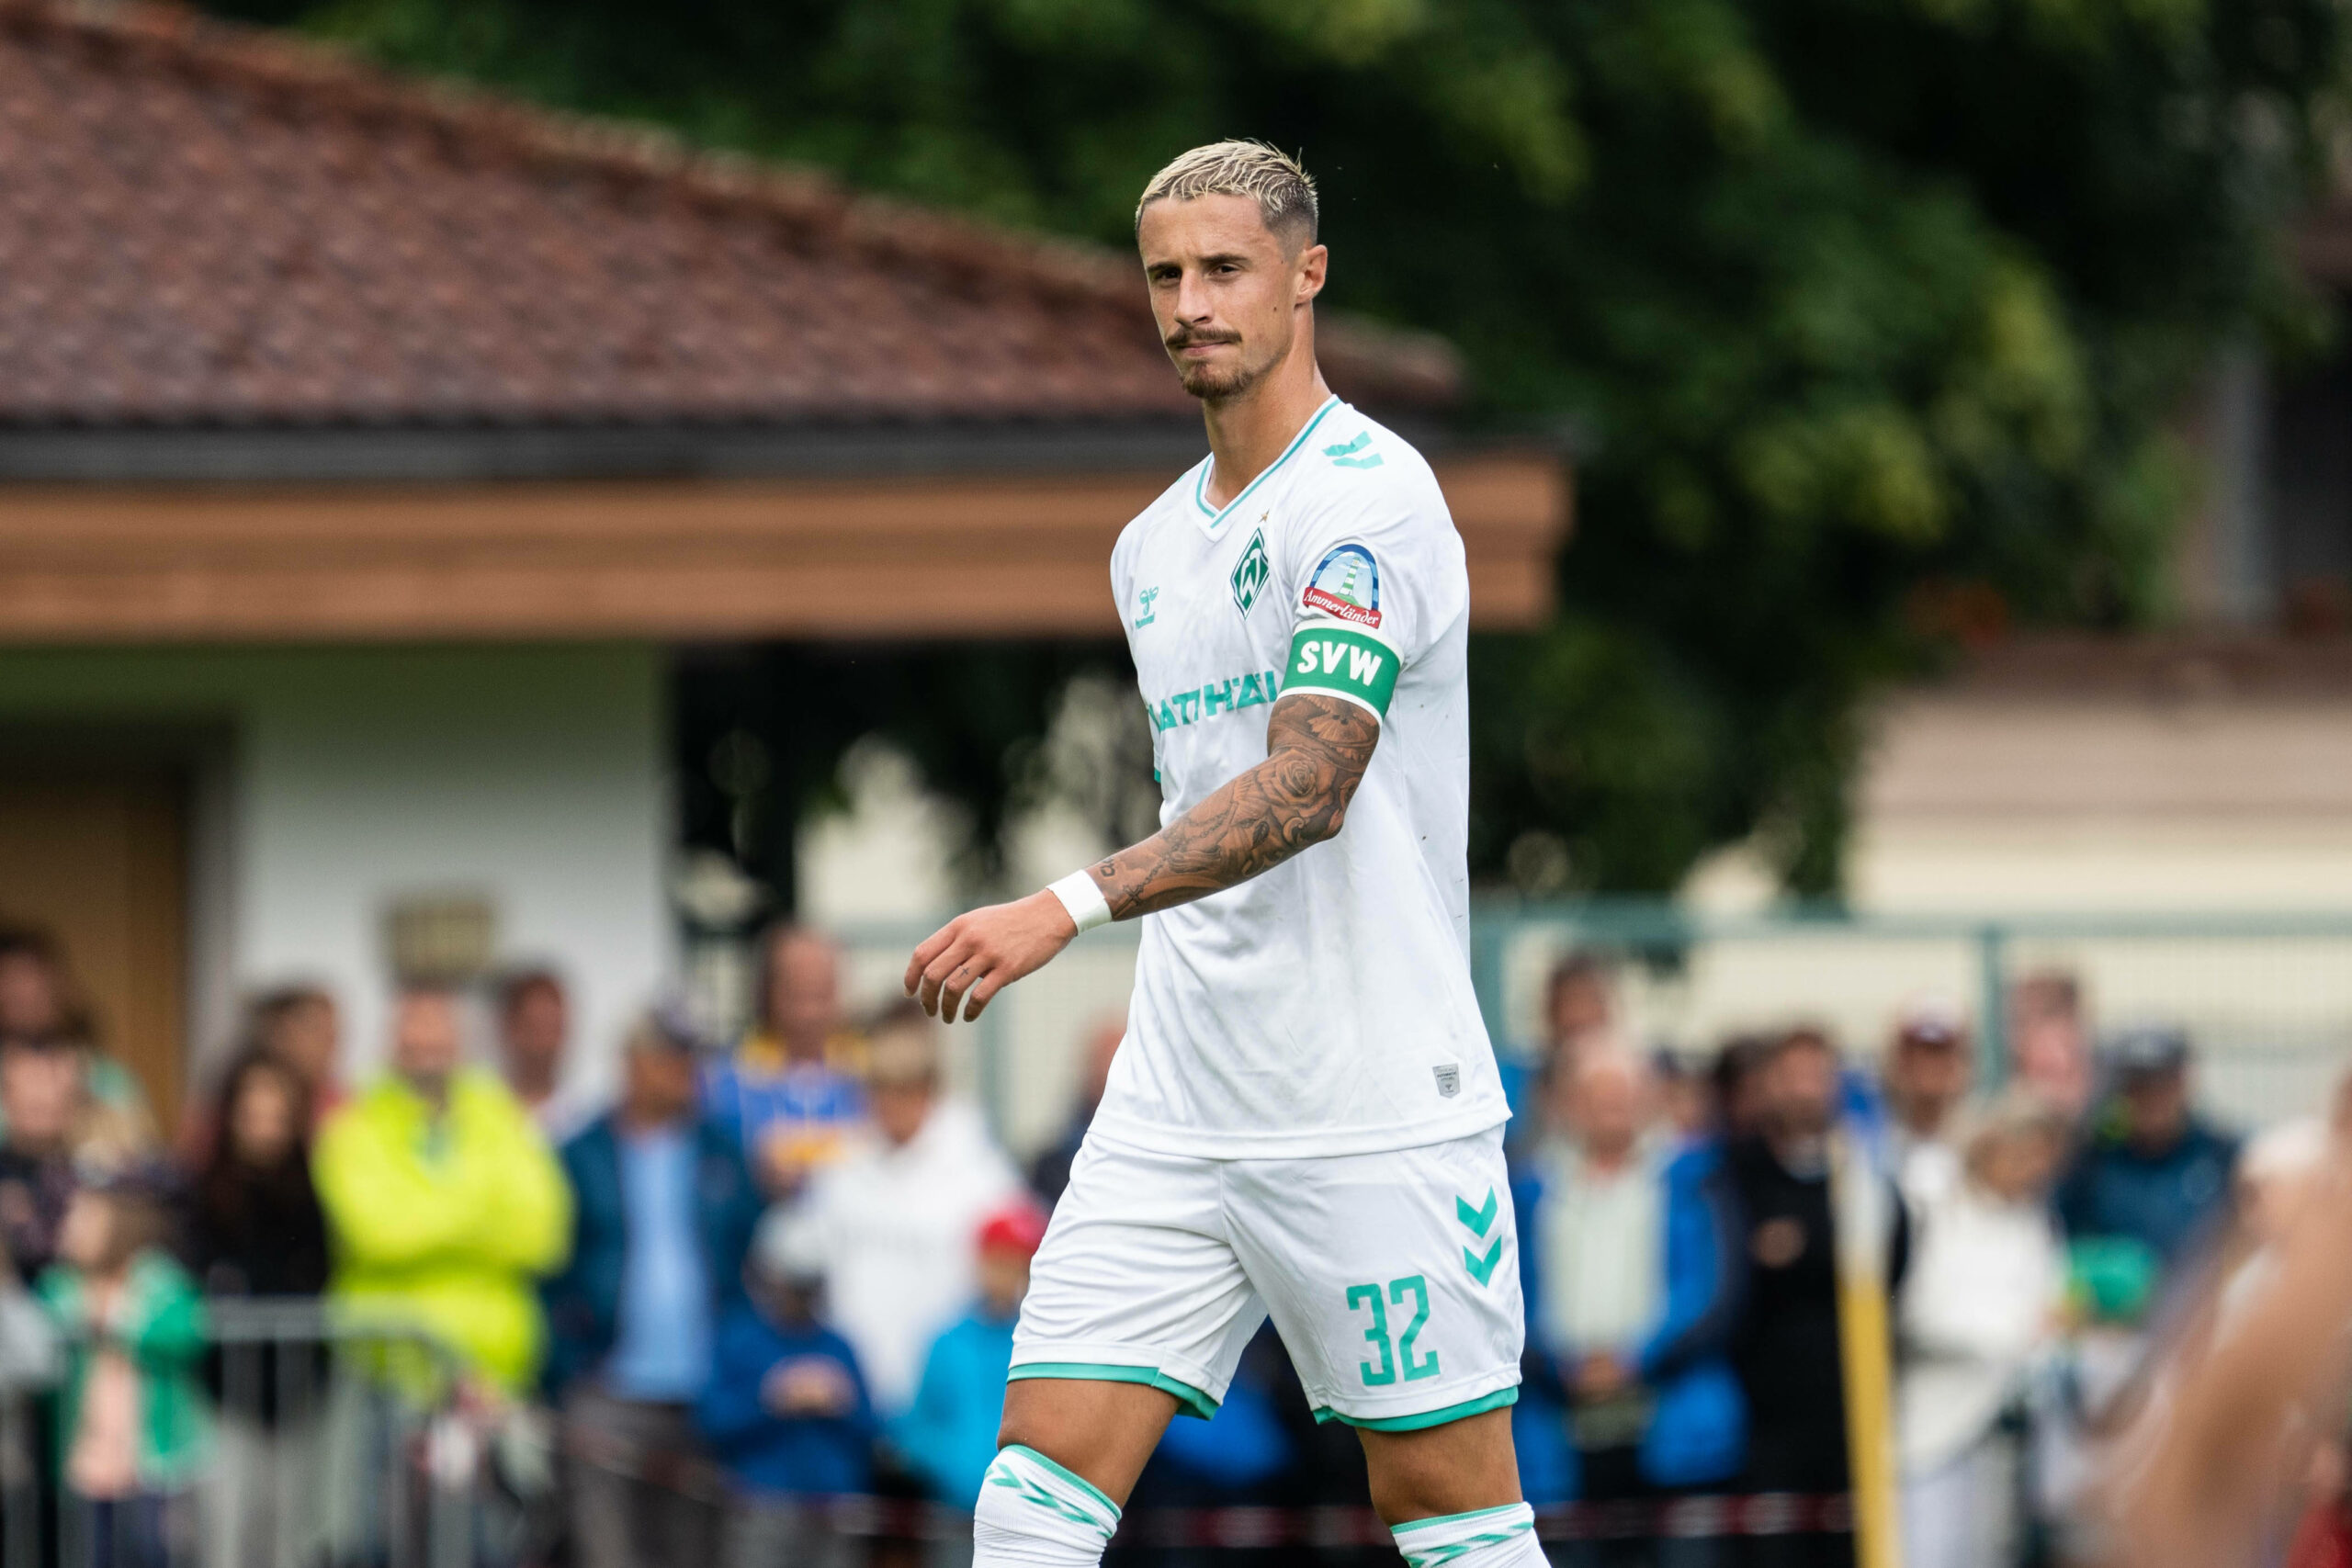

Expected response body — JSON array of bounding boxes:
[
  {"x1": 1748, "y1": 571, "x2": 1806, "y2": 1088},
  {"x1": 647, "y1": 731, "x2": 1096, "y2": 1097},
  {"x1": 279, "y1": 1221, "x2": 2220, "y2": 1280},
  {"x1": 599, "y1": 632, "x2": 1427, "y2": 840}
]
[{"x1": 0, "y1": 0, "x2": 1458, "y2": 430}]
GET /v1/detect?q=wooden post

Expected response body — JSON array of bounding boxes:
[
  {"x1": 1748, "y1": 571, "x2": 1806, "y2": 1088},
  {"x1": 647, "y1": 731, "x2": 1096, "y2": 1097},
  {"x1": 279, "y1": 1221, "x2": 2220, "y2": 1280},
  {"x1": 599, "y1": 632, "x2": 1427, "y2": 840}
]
[{"x1": 1832, "y1": 1133, "x2": 1904, "y2": 1568}]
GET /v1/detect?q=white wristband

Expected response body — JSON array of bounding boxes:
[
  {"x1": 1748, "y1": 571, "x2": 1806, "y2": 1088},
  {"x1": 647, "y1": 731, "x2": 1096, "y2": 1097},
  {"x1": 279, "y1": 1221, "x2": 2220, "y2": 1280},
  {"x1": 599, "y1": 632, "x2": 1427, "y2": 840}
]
[{"x1": 1046, "y1": 869, "x2": 1114, "y2": 934}]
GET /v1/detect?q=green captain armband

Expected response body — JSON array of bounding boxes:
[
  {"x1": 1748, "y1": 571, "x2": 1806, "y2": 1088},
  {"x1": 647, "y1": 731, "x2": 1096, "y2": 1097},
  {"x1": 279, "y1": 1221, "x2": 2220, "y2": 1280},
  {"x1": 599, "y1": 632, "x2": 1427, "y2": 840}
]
[{"x1": 1283, "y1": 623, "x2": 1400, "y2": 717}]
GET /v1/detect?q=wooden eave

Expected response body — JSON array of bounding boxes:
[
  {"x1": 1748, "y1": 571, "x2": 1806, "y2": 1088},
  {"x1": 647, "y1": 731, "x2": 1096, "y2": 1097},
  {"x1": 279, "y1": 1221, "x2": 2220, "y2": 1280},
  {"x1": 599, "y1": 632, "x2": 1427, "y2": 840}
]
[{"x1": 0, "y1": 453, "x2": 1569, "y2": 641}]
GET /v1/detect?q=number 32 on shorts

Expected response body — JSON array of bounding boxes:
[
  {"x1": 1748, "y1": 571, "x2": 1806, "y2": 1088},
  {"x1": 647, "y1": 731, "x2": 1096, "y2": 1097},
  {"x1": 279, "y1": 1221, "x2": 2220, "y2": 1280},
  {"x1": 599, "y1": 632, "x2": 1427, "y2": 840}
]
[{"x1": 1345, "y1": 1275, "x2": 1440, "y2": 1386}]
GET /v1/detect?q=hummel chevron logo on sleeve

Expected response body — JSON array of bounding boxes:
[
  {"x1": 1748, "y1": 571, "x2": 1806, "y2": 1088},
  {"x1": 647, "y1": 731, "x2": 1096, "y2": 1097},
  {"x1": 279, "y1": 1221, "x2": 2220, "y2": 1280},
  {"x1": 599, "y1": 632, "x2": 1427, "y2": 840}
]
[
  {"x1": 1322, "y1": 431, "x2": 1385, "y2": 469},
  {"x1": 1456, "y1": 1189, "x2": 1503, "y2": 1286}
]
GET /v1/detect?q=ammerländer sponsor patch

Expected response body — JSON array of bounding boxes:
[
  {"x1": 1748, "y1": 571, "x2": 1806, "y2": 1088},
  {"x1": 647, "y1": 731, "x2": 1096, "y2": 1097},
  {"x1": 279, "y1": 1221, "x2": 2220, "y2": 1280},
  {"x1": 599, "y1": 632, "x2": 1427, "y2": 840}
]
[{"x1": 1302, "y1": 542, "x2": 1382, "y2": 628}]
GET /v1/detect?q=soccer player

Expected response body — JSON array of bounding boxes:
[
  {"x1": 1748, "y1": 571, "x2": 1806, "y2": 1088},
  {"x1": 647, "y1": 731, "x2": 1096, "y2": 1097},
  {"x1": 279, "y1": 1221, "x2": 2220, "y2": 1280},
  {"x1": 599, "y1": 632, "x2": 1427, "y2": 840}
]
[{"x1": 905, "y1": 141, "x2": 1535, "y2": 1568}]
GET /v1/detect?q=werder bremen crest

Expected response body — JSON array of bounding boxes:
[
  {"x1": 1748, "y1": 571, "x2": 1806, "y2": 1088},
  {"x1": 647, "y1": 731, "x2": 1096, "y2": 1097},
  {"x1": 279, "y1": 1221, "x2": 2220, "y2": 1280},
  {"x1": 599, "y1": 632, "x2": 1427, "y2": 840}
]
[{"x1": 1229, "y1": 527, "x2": 1272, "y2": 618}]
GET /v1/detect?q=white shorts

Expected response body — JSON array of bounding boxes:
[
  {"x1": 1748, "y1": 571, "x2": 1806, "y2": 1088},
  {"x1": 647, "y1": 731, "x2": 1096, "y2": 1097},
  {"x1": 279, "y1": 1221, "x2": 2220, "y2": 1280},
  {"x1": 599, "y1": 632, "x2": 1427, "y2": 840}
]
[{"x1": 1010, "y1": 1124, "x2": 1523, "y2": 1429}]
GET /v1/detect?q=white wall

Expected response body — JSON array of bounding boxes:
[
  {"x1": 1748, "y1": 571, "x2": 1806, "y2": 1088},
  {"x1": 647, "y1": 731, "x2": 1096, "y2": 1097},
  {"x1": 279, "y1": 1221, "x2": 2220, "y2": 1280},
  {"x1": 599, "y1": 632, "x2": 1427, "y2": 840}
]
[{"x1": 0, "y1": 644, "x2": 670, "y2": 1105}]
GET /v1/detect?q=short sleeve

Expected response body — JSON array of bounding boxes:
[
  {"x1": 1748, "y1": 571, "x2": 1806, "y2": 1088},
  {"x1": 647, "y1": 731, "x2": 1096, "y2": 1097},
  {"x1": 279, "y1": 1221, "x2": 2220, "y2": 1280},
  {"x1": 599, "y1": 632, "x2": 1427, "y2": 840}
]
[{"x1": 1277, "y1": 458, "x2": 1464, "y2": 721}]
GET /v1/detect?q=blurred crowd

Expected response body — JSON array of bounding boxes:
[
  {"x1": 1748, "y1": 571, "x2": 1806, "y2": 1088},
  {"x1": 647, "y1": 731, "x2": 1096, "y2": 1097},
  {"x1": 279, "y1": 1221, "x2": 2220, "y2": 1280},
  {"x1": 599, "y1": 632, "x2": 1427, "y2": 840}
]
[
  {"x1": 0, "y1": 922, "x2": 1053, "y2": 1568},
  {"x1": 1500, "y1": 954, "x2": 2346, "y2": 1568},
  {"x1": 0, "y1": 918, "x2": 2334, "y2": 1568}
]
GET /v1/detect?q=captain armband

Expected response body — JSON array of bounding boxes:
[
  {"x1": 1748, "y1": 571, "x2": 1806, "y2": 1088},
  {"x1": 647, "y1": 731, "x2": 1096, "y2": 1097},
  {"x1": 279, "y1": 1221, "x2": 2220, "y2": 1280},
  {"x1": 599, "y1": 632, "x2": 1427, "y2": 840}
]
[{"x1": 1281, "y1": 622, "x2": 1400, "y2": 719}]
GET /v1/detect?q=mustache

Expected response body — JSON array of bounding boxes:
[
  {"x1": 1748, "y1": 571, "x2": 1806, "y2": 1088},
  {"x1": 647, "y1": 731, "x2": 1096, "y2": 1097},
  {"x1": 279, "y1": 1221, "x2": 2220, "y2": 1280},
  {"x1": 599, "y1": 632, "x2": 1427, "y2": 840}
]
[{"x1": 1165, "y1": 328, "x2": 1242, "y2": 351}]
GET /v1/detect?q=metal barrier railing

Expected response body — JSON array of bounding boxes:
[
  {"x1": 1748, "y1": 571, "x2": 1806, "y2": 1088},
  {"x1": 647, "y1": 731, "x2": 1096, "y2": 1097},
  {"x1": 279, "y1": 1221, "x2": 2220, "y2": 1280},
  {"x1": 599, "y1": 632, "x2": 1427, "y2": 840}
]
[
  {"x1": 0, "y1": 1296, "x2": 488, "y2": 1568},
  {"x1": 753, "y1": 902, "x2": 2352, "y2": 1162},
  {"x1": 1469, "y1": 900, "x2": 2352, "y2": 1126}
]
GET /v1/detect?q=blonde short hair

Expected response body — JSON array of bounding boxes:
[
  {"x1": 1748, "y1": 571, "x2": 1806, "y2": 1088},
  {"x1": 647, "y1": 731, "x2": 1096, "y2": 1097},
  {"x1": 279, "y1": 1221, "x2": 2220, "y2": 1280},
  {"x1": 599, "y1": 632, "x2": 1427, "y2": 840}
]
[{"x1": 1136, "y1": 140, "x2": 1319, "y2": 248}]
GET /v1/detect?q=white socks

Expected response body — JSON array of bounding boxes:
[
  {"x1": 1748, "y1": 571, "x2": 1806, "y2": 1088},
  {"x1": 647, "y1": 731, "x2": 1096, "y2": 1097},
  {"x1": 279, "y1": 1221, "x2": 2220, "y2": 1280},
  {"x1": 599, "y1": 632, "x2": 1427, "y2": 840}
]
[
  {"x1": 971, "y1": 1447, "x2": 1540, "y2": 1568},
  {"x1": 1391, "y1": 1502, "x2": 1544, "y2": 1567},
  {"x1": 972, "y1": 1444, "x2": 1122, "y2": 1566}
]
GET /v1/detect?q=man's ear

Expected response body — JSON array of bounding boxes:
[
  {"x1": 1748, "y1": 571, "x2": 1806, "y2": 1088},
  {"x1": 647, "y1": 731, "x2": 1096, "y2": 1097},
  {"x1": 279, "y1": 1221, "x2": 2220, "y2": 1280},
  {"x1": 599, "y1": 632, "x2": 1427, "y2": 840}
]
[{"x1": 1295, "y1": 243, "x2": 1329, "y2": 306}]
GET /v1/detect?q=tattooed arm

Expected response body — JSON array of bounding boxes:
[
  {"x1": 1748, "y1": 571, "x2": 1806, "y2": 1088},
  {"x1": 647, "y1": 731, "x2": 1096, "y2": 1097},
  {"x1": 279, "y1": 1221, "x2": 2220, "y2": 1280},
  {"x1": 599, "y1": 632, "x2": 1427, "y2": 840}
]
[{"x1": 904, "y1": 693, "x2": 1380, "y2": 1021}]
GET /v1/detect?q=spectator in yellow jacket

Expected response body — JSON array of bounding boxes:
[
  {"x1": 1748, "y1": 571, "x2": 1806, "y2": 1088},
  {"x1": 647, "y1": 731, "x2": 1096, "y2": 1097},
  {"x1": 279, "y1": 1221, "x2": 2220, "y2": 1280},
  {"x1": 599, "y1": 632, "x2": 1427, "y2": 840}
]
[{"x1": 313, "y1": 985, "x2": 571, "y2": 1393}]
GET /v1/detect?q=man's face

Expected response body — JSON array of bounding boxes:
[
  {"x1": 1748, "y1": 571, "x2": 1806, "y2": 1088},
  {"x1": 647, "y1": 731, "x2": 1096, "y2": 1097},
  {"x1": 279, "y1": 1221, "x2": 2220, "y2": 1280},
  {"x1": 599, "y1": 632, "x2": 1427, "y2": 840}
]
[
  {"x1": 1890, "y1": 1036, "x2": 1971, "y2": 1120},
  {"x1": 0, "y1": 953, "x2": 59, "y2": 1038},
  {"x1": 271, "y1": 997, "x2": 340, "y2": 1088},
  {"x1": 871, "y1": 1075, "x2": 933, "y2": 1147},
  {"x1": 391, "y1": 991, "x2": 463, "y2": 1091},
  {"x1": 502, "y1": 984, "x2": 567, "y2": 1072},
  {"x1": 2122, "y1": 1069, "x2": 2190, "y2": 1149},
  {"x1": 1573, "y1": 1063, "x2": 1645, "y2": 1163},
  {"x1": 1549, "y1": 975, "x2": 1611, "y2": 1047},
  {"x1": 1137, "y1": 193, "x2": 1325, "y2": 402},
  {"x1": 1768, "y1": 1041, "x2": 1840, "y2": 1141},
  {"x1": 622, "y1": 1044, "x2": 697, "y2": 1126},
  {"x1": 766, "y1": 934, "x2": 840, "y2": 1058},
  {"x1": 977, "y1": 1246, "x2": 1032, "y2": 1317},
  {"x1": 0, "y1": 1045, "x2": 76, "y2": 1150}
]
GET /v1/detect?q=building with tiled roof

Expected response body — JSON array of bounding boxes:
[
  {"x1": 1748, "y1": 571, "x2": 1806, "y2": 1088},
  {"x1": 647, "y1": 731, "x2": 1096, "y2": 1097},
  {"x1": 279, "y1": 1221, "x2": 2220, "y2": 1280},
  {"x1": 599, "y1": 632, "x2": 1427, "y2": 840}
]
[{"x1": 0, "y1": 0, "x2": 1568, "y2": 1125}]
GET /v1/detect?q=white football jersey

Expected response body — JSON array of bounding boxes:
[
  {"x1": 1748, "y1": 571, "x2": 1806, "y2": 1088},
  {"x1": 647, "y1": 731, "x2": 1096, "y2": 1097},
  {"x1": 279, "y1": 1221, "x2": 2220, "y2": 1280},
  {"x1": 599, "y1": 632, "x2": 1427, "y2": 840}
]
[{"x1": 1092, "y1": 395, "x2": 1509, "y2": 1159}]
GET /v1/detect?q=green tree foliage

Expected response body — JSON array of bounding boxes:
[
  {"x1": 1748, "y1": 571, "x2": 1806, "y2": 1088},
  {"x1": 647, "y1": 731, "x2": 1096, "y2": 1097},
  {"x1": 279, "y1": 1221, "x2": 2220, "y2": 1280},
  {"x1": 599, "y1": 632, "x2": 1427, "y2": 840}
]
[{"x1": 210, "y1": 0, "x2": 2344, "y2": 895}]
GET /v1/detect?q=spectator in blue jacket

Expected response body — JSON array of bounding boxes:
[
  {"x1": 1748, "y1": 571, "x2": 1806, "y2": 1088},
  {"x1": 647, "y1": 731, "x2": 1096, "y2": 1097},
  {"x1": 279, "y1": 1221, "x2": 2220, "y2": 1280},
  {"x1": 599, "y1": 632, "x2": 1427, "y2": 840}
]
[
  {"x1": 699, "y1": 1207, "x2": 875, "y2": 1568},
  {"x1": 541, "y1": 1010, "x2": 763, "y2": 1568},
  {"x1": 892, "y1": 1201, "x2": 1048, "y2": 1510},
  {"x1": 1513, "y1": 1043, "x2": 1747, "y2": 1568},
  {"x1": 2056, "y1": 1026, "x2": 2238, "y2": 1309}
]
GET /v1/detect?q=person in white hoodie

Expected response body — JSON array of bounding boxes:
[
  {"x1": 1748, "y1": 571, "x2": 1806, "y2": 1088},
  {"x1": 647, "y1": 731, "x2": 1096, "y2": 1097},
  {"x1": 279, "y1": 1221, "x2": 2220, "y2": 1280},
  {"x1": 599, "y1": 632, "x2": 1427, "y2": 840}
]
[
  {"x1": 1897, "y1": 1088, "x2": 2070, "y2": 1568},
  {"x1": 802, "y1": 1003, "x2": 1022, "y2": 1416}
]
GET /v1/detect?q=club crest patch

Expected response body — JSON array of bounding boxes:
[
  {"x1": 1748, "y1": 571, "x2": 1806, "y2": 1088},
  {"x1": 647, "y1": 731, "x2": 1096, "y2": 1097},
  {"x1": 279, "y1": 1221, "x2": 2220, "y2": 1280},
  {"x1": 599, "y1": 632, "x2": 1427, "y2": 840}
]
[
  {"x1": 1302, "y1": 543, "x2": 1382, "y2": 628},
  {"x1": 1230, "y1": 528, "x2": 1272, "y2": 618}
]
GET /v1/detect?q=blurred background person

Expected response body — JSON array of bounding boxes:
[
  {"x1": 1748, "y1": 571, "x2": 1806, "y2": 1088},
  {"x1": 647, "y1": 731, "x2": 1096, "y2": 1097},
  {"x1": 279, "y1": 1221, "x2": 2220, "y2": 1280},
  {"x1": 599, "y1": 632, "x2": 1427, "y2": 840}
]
[
  {"x1": 1896, "y1": 1089, "x2": 2069, "y2": 1568},
  {"x1": 187, "y1": 1047, "x2": 330, "y2": 1568},
  {"x1": 2056, "y1": 1024, "x2": 2239, "y2": 1317},
  {"x1": 182, "y1": 984, "x2": 346, "y2": 1165},
  {"x1": 0, "y1": 925, "x2": 153, "y2": 1150},
  {"x1": 698, "y1": 1208, "x2": 873, "y2": 1568},
  {"x1": 705, "y1": 924, "x2": 866, "y2": 1199},
  {"x1": 0, "y1": 924, "x2": 91, "y2": 1043},
  {"x1": 1514, "y1": 1043, "x2": 1747, "y2": 1565},
  {"x1": 802, "y1": 1002, "x2": 1019, "y2": 1420},
  {"x1": 1652, "y1": 1049, "x2": 1713, "y2": 1145},
  {"x1": 187, "y1": 1048, "x2": 328, "y2": 1299},
  {"x1": 1882, "y1": 996, "x2": 1975, "y2": 1211},
  {"x1": 1728, "y1": 1026, "x2": 1909, "y2": 1568},
  {"x1": 498, "y1": 968, "x2": 590, "y2": 1145},
  {"x1": 39, "y1": 1168, "x2": 208, "y2": 1568},
  {"x1": 313, "y1": 984, "x2": 571, "y2": 1397},
  {"x1": 542, "y1": 1009, "x2": 760, "y2": 1568},
  {"x1": 0, "y1": 1037, "x2": 91, "y2": 1282},
  {"x1": 894, "y1": 1201, "x2": 1049, "y2": 1516},
  {"x1": 2009, "y1": 971, "x2": 2094, "y2": 1122},
  {"x1": 1709, "y1": 1034, "x2": 1776, "y2": 1145},
  {"x1": 1025, "y1": 1020, "x2": 1122, "y2": 1207},
  {"x1": 252, "y1": 984, "x2": 345, "y2": 1132},
  {"x1": 1506, "y1": 952, "x2": 1620, "y2": 1134}
]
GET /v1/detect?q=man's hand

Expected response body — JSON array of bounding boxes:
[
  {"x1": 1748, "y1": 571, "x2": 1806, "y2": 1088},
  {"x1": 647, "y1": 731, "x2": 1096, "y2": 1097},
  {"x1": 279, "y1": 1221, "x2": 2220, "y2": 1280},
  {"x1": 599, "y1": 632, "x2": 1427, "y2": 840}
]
[
  {"x1": 1576, "y1": 1351, "x2": 1632, "y2": 1402},
  {"x1": 905, "y1": 890, "x2": 1078, "y2": 1024},
  {"x1": 763, "y1": 1357, "x2": 856, "y2": 1417}
]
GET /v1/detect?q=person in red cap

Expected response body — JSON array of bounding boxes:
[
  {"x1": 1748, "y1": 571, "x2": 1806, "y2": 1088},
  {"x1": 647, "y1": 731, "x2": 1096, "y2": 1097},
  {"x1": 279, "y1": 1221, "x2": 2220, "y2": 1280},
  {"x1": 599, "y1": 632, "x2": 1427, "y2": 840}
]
[{"x1": 892, "y1": 1201, "x2": 1050, "y2": 1514}]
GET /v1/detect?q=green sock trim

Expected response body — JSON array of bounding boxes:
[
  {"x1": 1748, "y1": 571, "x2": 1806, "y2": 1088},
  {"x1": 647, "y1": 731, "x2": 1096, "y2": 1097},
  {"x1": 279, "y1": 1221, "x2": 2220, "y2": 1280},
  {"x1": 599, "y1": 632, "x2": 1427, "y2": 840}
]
[
  {"x1": 1392, "y1": 1502, "x2": 1531, "y2": 1536},
  {"x1": 1313, "y1": 1384, "x2": 1519, "y2": 1432},
  {"x1": 1000, "y1": 1445, "x2": 1121, "y2": 1521},
  {"x1": 1007, "y1": 1360, "x2": 1220, "y2": 1420}
]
